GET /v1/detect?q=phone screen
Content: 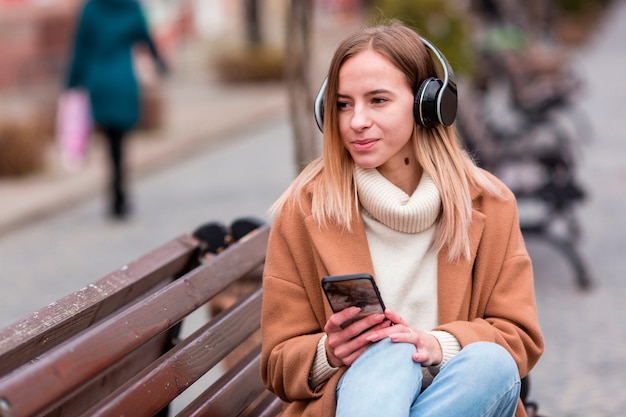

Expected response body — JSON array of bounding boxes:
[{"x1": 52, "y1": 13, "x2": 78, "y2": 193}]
[{"x1": 322, "y1": 273, "x2": 386, "y2": 328}]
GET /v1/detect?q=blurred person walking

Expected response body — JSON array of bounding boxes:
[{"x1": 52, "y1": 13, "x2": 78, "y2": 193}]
[{"x1": 65, "y1": 0, "x2": 168, "y2": 219}]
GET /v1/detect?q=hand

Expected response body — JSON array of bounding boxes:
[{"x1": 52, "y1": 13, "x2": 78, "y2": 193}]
[
  {"x1": 364, "y1": 309, "x2": 443, "y2": 366},
  {"x1": 323, "y1": 307, "x2": 390, "y2": 367}
]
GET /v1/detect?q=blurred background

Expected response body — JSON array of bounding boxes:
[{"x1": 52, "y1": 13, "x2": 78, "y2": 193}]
[{"x1": 1, "y1": 0, "x2": 624, "y2": 416}]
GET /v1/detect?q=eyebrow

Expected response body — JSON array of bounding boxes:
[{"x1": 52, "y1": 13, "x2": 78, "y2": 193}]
[{"x1": 337, "y1": 89, "x2": 394, "y2": 99}]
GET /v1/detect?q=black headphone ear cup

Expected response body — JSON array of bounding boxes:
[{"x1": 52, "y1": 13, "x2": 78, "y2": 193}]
[
  {"x1": 414, "y1": 77, "x2": 442, "y2": 127},
  {"x1": 438, "y1": 82, "x2": 458, "y2": 126}
]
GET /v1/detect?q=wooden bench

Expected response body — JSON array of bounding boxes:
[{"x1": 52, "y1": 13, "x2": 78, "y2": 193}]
[
  {"x1": 0, "y1": 219, "x2": 282, "y2": 417},
  {"x1": 0, "y1": 218, "x2": 543, "y2": 417}
]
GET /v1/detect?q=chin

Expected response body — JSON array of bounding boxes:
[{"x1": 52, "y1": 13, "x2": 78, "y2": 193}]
[
  {"x1": 354, "y1": 161, "x2": 381, "y2": 170},
  {"x1": 351, "y1": 156, "x2": 379, "y2": 170}
]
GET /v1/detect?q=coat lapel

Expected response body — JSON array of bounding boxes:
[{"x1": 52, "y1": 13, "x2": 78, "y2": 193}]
[
  {"x1": 305, "y1": 215, "x2": 375, "y2": 277},
  {"x1": 437, "y1": 208, "x2": 486, "y2": 323}
]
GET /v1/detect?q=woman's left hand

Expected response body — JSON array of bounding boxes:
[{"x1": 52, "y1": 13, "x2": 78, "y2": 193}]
[{"x1": 365, "y1": 308, "x2": 443, "y2": 366}]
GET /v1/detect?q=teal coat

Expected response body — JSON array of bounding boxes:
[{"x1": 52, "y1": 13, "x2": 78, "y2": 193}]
[{"x1": 67, "y1": 0, "x2": 166, "y2": 130}]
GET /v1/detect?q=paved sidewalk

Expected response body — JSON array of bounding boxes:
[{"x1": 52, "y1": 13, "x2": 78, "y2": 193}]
[{"x1": 0, "y1": 74, "x2": 287, "y2": 236}]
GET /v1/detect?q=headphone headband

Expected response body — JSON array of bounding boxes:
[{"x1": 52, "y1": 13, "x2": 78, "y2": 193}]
[
  {"x1": 314, "y1": 35, "x2": 458, "y2": 131},
  {"x1": 314, "y1": 78, "x2": 327, "y2": 132}
]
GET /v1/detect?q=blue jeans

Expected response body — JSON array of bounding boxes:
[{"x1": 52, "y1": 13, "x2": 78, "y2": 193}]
[{"x1": 336, "y1": 339, "x2": 520, "y2": 417}]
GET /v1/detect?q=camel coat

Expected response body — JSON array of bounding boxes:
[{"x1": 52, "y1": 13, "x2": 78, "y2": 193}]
[{"x1": 261, "y1": 169, "x2": 544, "y2": 417}]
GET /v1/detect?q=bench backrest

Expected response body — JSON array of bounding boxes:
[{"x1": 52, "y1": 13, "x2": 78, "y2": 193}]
[{"x1": 0, "y1": 224, "x2": 281, "y2": 417}]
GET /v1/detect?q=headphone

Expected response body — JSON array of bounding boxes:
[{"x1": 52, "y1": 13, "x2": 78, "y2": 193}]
[{"x1": 314, "y1": 35, "x2": 458, "y2": 131}]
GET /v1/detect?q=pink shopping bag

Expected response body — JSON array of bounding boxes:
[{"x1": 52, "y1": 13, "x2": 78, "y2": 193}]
[{"x1": 56, "y1": 89, "x2": 92, "y2": 172}]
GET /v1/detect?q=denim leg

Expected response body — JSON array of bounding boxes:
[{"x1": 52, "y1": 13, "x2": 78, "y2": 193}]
[
  {"x1": 336, "y1": 338, "x2": 423, "y2": 417},
  {"x1": 410, "y1": 342, "x2": 521, "y2": 417}
]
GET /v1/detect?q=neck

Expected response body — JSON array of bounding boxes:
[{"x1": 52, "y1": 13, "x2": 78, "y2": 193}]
[{"x1": 377, "y1": 158, "x2": 422, "y2": 196}]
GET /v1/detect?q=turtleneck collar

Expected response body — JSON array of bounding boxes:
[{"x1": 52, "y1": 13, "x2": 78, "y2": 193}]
[{"x1": 355, "y1": 166, "x2": 441, "y2": 234}]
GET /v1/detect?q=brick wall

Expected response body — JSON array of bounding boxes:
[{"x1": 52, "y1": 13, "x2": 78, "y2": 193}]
[{"x1": 0, "y1": 3, "x2": 78, "y2": 91}]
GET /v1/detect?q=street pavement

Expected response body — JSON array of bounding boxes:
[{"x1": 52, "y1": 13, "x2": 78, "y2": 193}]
[
  {"x1": 0, "y1": 116, "x2": 296, "y2": 327},
  {"x1": 1, "y1": 2, "x2": 626, "y2": 416},
  {"x1": 526, "y1": 2, "x2": 626, "y2": 415}
]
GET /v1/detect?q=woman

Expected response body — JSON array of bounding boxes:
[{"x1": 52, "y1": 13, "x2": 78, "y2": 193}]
[
  {"x1": 66, "y1": 0, "x2": 167, "y2": 219},
  {"x1": 261, "y1": 21, "x2": 543, "y2": 417}
]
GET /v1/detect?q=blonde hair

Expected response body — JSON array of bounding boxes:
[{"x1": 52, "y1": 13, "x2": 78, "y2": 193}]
[{"x1": 272, "y1": 21, "x2": 501, "y2": 262}]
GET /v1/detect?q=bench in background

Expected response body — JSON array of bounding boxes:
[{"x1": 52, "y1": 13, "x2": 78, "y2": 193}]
[{"x1": 0, "y1": 219, "x2": 280, "y2": 417}]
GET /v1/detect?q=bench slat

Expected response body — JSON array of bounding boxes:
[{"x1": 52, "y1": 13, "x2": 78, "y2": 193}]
[
  {"x1": 177, "y1": 347, "x2": 266, "y2": 417},
  {"x1": 0, "y1": 226, "x2": 269, "y2": 417},
  {"x1": 240, "y1": 390, "x2": 284, "y2": 417},
  {"x1": 85, "y1": 288, "x2": 264, "y2": 417},
  {"x1": 50, "y1": 334, "x2": 170, "y2": 416},
  {"x1": 0, "y1": 234, "x2": 199, "y2": 376}
]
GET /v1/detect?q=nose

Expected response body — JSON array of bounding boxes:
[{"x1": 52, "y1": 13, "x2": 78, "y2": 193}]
[{"x1": 350, "y1": 102, "x2": 372, "y2": 131}]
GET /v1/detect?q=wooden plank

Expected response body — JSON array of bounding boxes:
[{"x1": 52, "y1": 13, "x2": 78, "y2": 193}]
[
  {"x1": 0, "y1": 225, "x2": 269, "y2": 417},
  {"x1": 176, "y1": 347, "x2": 266, "y2": 417},
  {"x1": 240, "y1": 391, "x2": 283, "y2": 417},
  {"x1": 86, "y1": 289, "x2": 263, "y2": 417},
  {"x1": 0, "y1": 234, "x2": 199, "y2": 376},
  {"x1": 45, "y1": 333, "x2": 169, "y2": 417}
]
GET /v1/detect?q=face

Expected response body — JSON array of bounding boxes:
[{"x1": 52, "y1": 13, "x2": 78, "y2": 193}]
[{"x1": 337, "y1": 49, "x2": 417, "y2": 179}]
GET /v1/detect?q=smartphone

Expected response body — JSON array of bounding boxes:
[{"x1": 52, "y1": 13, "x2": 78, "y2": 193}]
[{"x1": 321, "y1": 273, "x2": 386, "y2": 328}]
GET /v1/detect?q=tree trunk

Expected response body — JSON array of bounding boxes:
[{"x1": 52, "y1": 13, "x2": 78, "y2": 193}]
[
  {"x1": 285, "y1": 0, "x2": 320, "y2": 173},
  {"x1": 244, "y1": 0, "x2": 262, "y2": 46}
]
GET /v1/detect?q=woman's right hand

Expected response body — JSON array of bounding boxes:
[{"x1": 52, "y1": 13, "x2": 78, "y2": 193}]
[{"x1": 323, "y1": 307, "x2": 389, "y2": 367}]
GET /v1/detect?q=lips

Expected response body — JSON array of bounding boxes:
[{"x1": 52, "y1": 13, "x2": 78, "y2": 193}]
[{"x1": 351, "y1": 138, "x2": 378, "y2": 152}]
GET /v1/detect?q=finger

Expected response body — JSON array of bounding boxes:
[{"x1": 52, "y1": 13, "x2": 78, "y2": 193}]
[
  {"x1": 342, "y1": 344, "x2": 370, "y2": 366},
  {"x1": 325, "y1": 307, "x2": 361, "y2": 333},
  {"x1": 332, "y1": 333, "x2": 373, "y2": 365},
  {"x1": 384, "y1": 308, "x2": 410, "y2": 327},
  {"x1": 387, "y1": 332, "x2": 431, "y2": 364},
  {"x1": 347, "y1": 313, "x2": 386, "y2": 336},
  {"x1": 412, "y1": 349, "x2": 434, "y2": 365},
  {"x1": 364, "y1": 321, "x2": 404, "y2": 342},
  {"x1": 388, "y1": 331, "x2": 413, "y2": 344}
]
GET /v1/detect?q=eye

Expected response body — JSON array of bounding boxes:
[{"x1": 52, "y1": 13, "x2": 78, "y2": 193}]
[
  {"x1": 337, "y1": 101, "x2": 351, "y2": 110},
  {"x1": 372, "y1": 97, "x2": 388, "y2": 105}
]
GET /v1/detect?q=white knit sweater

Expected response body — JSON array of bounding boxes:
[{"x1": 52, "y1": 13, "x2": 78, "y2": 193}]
[
  {"x1": 356, "y1": 166, "x2": 440, "y2": 331},
  {"x1": 310, "y1": 167, "x2": 461, "y2": 388}
]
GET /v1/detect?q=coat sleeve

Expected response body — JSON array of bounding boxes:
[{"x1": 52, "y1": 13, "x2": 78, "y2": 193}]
[
  {"x1": 134, "y1": 3, "x2": 168, "y2": 75},
  {"x1": 260, "y1": 206, "x2": 333, "y2": 402}
]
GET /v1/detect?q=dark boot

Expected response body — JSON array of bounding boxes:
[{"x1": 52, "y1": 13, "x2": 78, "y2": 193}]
[{"x1": 111, "y1": 187, "x2": 128, "y2": 219}]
